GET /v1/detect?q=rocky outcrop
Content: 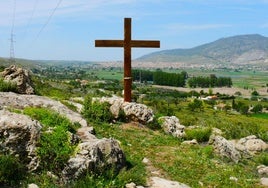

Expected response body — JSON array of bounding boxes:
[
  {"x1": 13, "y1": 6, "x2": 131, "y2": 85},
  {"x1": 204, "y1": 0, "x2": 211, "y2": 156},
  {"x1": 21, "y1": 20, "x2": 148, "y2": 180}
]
[
  {"x1": 210, "y1": 135, "x2": 241, "y2": 163},
  {"x1": 233, "y1": 135, "x2": 268, "y2": 155},
  {"x1": 0, "y1": 110, "x2": 42, "y2": 171},
  {"x1": 158, "y1": 116, "x2": 185, "y2": 138},
  {"x1": 210, "y1": 134, "x2": 268, "y2": 163},
  {"x1": 67, "y1": 122, "x2": 125, "y2": 182},
  {"x1": 94, "y1": 96, "x2": 154, "y2": 124},
  {"x1": 122, "y1": 102, "x2": 154, "y2": 124},
  {"x1": 0, "y1": 92, "x2": 126, "y2": 182},
  {"x1": 62, "y1": 138, "x2": 126, "y2": 182},
  {"x1": 0, "y1": 92, "x2": 87, "y2": 127},
  {"x1": 0, "y1": 65, "x2": 34, "y2": 94}
]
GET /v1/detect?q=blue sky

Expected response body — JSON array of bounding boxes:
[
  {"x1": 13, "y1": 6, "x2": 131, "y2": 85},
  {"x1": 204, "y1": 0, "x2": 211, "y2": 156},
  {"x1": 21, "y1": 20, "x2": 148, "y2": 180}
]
[{"x1": 1, "y1": 0, "x2": 268, "y2": 61}]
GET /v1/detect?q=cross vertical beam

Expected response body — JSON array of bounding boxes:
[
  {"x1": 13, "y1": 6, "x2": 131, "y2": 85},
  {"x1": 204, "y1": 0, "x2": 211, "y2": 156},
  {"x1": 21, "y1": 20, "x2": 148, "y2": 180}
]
[
  {"x1": 95, "y1": 18, "x2": 160, "y2": 102},
  {"x1": 124, "y1": 18, "x2": 132, "y2": 102}
]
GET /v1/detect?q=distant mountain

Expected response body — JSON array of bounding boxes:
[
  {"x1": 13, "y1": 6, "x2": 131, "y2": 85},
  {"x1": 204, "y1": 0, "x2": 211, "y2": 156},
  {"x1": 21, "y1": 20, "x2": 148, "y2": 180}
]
[{"x1": 137, "y1": 34, "x2": 268, "y2": 66}]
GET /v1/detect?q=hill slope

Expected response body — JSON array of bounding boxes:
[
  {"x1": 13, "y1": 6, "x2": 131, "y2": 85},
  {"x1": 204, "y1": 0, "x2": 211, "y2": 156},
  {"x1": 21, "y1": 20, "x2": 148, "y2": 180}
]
[{"x1": 137, "y1": 34, "x2": 268, "y2": 66}]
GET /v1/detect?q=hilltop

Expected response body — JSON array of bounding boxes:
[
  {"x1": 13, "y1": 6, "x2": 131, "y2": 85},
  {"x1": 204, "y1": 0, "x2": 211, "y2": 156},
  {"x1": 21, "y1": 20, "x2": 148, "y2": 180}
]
[{"x1": 137, "y1": 34, "x2": 268, "y2": 68}]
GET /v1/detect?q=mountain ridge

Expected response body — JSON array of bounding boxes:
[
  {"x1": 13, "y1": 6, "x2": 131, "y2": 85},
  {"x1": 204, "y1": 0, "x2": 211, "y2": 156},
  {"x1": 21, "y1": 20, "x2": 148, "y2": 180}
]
[{"x1": 137, "y1": 34, "x2": 268, "y2": 67}]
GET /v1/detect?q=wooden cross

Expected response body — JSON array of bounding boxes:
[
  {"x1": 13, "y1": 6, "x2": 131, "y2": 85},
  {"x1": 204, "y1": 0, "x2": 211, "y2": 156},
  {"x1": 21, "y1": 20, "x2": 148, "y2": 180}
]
[{"x1": 95, "y1": 18, "x2": 160, "y2": 102}]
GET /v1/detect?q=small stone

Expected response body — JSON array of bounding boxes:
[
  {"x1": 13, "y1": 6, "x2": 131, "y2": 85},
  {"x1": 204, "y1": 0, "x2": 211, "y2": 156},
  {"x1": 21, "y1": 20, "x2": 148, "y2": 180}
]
[
  {"x1": 229, "y1": 176, "x2": 238, "y2": 182},
  {"x1": 182, "y1": 139, "x2": 198, "y2": 145},
  {"x1": 28, "y1": 184, "x2": 39, "y2": 188},
  {"x1": 198, "y1": 181, "x2": 204, "y2": 186},
  {"x1": 149, "y1": 177, "x2": 190, "y2": 188},
  {"x1": 126, "y1": 182, "x2": 136, "y2": 188},
  {"x1": 142, "y1": 157, "x2": 150, "y2": 164},
  {"x1": 47, "y1": 171, "x2": 59, "y2": 180}
]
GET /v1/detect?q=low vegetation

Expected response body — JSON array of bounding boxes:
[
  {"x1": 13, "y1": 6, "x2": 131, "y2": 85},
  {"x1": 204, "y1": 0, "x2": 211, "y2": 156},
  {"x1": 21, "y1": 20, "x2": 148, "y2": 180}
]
[
  {"x1": 1, "y1": 63, "x2": 268, "y2": 187},
  {"x1": 0, "y1": 78, "x2": 17, "y2": 92}
]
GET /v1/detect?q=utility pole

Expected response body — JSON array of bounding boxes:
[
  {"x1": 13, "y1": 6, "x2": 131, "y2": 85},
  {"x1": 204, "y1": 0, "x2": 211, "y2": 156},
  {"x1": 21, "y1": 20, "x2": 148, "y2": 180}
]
[
  {"x1": 9, "y1": 33, "x2": 15, "y2": 63},
  {"x1": 10, "y1": 0, "x2": 16, "y2": 64}
]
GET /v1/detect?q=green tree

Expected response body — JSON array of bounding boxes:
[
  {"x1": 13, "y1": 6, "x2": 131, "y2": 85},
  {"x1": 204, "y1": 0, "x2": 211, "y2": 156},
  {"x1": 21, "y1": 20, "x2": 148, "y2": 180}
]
[
  {"x1": 251, "y1": 90, "x2": 259, "y2": 96},
  {"x1": 251, "y1": 104, "x2": 263, "y2": 113}
]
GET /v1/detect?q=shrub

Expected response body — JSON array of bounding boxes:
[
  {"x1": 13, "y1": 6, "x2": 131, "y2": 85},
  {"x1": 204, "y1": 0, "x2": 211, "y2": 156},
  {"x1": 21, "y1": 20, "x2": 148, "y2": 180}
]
[
  {"x1": 0, "y1": 155, "x2": 26, "y2": 186},
  {"x1": 83, "y1": 95, "x2": 113, "y2": 123},
  {"x1": 251, "y1": 104, "x2": 263, "y2": 113},
  {"x1": 251, "y1": 90, "x2": 259, "y2": 96},
  {"x1": 0, "y1": 79, "x2": 18, "y2": 92},
  {"x1": 185, "y1": 127, "x2": 212, "y2": 142}
]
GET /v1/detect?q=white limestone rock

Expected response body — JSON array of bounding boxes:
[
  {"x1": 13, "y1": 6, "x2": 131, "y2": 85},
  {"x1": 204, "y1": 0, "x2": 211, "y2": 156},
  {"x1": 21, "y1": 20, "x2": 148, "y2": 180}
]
[
  {"x1": 210, "y1": 135, "x2": 241, "y2": 163},
  {"x1": 158, "y1": 116, "x2": 185, "y2": 138},
  {"x1": 0, "y1": 92, "x2": 88, "y2": 127},
  {"x1": 0, "y1": 110, "x2": 42, "y2": 171},
  {"x1": 148, "y1": 177, "x2": 190, "y2": 188}
]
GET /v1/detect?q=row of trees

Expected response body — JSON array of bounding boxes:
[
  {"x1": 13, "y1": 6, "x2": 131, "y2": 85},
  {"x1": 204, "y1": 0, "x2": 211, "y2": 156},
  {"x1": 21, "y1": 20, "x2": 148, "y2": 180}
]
[
  {"x1": 188, "y1": 74, "x2": 232, "y2": 88},
  {"x1": 133, "y1": 70, "x2": 232, "y2": 88},
  {"x1": 132, "y1": 70, "x2": 187, "y2": 87}
]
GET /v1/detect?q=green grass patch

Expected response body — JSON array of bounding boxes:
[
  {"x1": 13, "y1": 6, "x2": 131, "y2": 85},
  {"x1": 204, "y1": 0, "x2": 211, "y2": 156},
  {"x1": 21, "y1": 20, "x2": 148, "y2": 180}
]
[
  {"x1": 252, "y1": 113, "x2": 268, "y2": 120},
  {"x1": 185, "y1": 127, "x2": 212, "y2": 142},
  {"x1": 23, "y1": 107, "x2": 79, "y2": 175}
]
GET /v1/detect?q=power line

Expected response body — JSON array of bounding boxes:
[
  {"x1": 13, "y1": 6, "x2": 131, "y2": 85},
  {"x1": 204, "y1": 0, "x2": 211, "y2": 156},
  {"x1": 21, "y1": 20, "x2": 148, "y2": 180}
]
[
  {"x1": 24, "y1": 0, "x2": 39, "y2": 38},
  {"x1": 34, "y1": 0, "x2": 63, "y2": 42}
]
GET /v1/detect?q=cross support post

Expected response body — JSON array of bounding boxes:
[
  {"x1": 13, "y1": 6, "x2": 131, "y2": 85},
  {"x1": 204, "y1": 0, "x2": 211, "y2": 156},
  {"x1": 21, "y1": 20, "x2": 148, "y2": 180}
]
[{"x1": 95, "y1": 18, "x2": 160, "y2": 102}]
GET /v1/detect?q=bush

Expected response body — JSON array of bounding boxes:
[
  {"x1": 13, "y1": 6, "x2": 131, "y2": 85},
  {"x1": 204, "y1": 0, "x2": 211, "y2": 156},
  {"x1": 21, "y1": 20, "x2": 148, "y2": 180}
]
[
  {"x1": 83, "y1": 95, "x2": 113, "y2": 123},
  {"x1": 185, "y1": 127, "x2": 212, "y2": 142},
  {"x1": 251, "y1": 104, "x2": 263, "y2": 113},
  {"x1": 0, "y1": 79, "x2": 18, "y2": 92},
  {"x1": 251, "y1": 90, "x2": 259, "y2": 96},
  {"x1": 0, "y1": 155, "x2": 26, "y2": 186}
]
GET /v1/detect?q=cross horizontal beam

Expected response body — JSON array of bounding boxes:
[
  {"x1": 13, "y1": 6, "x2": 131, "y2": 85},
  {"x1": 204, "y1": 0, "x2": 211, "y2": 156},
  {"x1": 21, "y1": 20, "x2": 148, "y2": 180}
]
[{"x1": 95, "y1": 40, "x2": 160, "y2": 48}]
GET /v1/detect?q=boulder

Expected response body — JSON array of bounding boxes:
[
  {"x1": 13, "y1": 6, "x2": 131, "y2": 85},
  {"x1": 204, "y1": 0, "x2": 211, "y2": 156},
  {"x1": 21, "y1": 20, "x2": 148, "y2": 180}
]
[
  {"x1": 0, "y1": 110, "x2": 42, "y2": 171},
  {"x1": 95, "y1": 96, "x2": 124, "y2": 118},
  {"x1": 62, "y1": 138, "x2": 126, "y2": 182},
  {"x1": 122, "y1": 102, "x2": 154, "y2": 124},
  {"x1": 1, "y1": 65, "x2": 34, "y2": 94},
  {"x1": 0, "y1": 92, "x2": 88, "y2": 127},
  {"x1": 158, "y1": 116, "x2": 185, "y2": 138},
  {"x1": 94, "y1": 96, "x2": 154, "y2": 124},
  {"x1": 210, "y1": 135, "x2": 241, "y2": 163},
  {"x1": 235, "y1": 135, "x2": 268, "y2": 155}
]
